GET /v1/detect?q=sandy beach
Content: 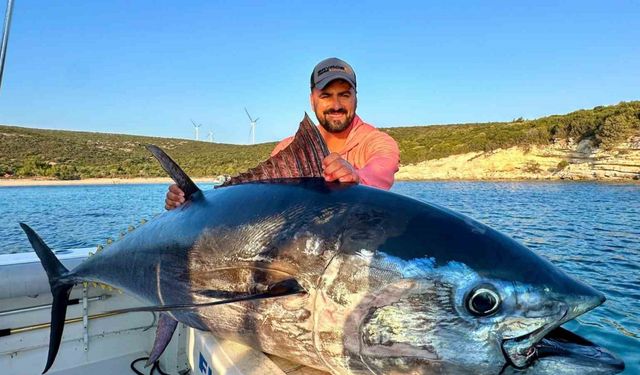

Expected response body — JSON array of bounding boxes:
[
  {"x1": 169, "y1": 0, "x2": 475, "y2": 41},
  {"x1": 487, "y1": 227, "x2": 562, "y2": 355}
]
[{"x1": 0, "y1": 177, "x2": 217, "y2": 187}]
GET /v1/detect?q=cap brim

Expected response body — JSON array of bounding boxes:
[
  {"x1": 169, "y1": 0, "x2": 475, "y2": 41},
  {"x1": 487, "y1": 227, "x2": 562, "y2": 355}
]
[{"x1": 314, "y1": 72, "x2": 356, "y2": 90}]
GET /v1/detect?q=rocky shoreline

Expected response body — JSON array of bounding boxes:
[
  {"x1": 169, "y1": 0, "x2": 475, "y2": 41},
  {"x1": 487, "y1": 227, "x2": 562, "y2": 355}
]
[
  {"x1": 2, "y1": 137, "x2": 639, "y2": 186},
  {"x1": 396, "y1": 136, "x2": 640, "y2": 181}
]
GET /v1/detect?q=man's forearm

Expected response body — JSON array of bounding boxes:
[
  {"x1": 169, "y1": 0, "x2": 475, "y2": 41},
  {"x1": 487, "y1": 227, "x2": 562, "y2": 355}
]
[{"x1": 356, "y1": 156, "x2": 399, "y2": 190}]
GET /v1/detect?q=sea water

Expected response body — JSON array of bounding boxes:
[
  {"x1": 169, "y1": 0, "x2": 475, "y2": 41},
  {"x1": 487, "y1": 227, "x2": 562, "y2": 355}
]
[{"x1": 0, "y1": 181, "x2": 638, "y2": 372}]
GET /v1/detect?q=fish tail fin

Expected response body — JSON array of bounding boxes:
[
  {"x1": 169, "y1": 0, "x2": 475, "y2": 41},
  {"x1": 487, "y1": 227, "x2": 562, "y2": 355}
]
[{"x1": 19, "y1": 223, "x2": 74, "y2": 374}]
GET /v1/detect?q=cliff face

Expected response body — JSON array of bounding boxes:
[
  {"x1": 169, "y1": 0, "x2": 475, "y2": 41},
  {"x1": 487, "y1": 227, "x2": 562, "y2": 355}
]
[{"x1": 396, "y1": 136, "x2": 640, "y2": 181}]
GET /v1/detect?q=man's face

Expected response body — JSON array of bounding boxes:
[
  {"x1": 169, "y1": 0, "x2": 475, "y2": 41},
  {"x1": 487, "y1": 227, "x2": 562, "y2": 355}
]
[{"x1": 310, "y1": 79, "x2": 357, "y2": 133}]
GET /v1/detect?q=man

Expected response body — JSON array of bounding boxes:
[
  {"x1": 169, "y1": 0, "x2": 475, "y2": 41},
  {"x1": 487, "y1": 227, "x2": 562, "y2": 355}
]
[{"x1": 165, "y1": 58, "x2": 399, "y2": 210}]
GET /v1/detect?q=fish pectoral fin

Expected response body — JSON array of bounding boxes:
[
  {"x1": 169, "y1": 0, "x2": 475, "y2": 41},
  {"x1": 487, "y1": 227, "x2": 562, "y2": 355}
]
[
  {"x1": 145, "y1": 313, "x2": 178, "y2": 367},
  {"x1": 197, "y1": 278, "x2": 306, "y2": 300},
  {"x1": 104, "y1": 279, "x2": 306, "y2": 315},
  {"x1": 195, "y1": 290, "x2": 247, "y2": 299},
  {"x1": 146, "y1": 144, "x2": 201, "y2": 200}
]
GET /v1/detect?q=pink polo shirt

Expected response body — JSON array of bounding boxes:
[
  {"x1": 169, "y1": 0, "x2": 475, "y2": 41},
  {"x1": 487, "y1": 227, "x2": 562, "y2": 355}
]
[{"x1": 271, "y1": 115, "x2": 400, "y2": 190}]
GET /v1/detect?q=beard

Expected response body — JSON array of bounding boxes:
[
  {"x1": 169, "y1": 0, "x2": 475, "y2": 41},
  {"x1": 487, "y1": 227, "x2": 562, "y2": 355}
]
[{"x1": 318, "y1": 109, "x2": 355, "y2": 133}]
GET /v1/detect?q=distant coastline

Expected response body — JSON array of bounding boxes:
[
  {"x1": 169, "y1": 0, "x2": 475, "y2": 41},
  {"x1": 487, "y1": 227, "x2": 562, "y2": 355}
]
[
  {"x1": 2, "y1": 136, "x2": 640, "y2": 187},
  {"x1": 0, "y1": 177, "x2": 215, "y2": 187},
  {"x1": 4, "y1": 136, "x2": 639, "y2": 187},
  {"x1": 3, "y1": 139, "x2": 639, "y2": 190},
  {"x1": 2, "y1": 102, "x2": 639, "y2": 183},
  {"x1": 2, "y1": 102, "x2": 639, "y2": 186},
  {"x1": 1, "y1": 177, "x2": 636, "y2": 188}
]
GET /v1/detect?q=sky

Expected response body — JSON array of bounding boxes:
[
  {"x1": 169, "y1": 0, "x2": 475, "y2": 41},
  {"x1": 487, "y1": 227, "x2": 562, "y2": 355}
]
[{"x1": 0, "y1": 1, "x2": 638, "y2": 145}]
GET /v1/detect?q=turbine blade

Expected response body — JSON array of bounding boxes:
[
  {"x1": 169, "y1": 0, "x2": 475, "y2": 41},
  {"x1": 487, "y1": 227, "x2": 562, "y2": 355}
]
[{"x1": 244, "y1": 107, "x2": 253, "y2": 121}]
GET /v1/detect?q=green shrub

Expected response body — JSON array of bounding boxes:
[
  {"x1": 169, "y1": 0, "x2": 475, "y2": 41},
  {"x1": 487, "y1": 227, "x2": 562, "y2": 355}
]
[
  {"x1": 522, "y1": 161, "x2": 542, "y2": 174},
  {"x1": 0, "y1": 164, "x2": 14, "y2": 176},
  {"x1": 52, "y1": 165, "x2": 81, "y2": 180},
  {"x1": 16, "y1": 156, "x2": 50, "y2": 177},
  {"x1": 595, "y1": 112, "x2": 640, "y2": 149},
  {"x1": 556, "y1": 160, "x2": 570, "y2": 171}
]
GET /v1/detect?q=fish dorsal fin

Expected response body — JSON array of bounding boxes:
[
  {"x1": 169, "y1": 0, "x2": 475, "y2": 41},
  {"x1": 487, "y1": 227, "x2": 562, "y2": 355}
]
[
  {"x1": 219, "y1": 113, "x2": 329, "y2": 187},
  {"x1": 146, "y1": 145, "x2": 201, "y2": 200}
]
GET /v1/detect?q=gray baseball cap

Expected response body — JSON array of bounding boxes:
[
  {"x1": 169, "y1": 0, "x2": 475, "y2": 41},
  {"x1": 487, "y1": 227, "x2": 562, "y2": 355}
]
[{"x1": 310, "y1": 57, "x2": 357, "y2": 91}]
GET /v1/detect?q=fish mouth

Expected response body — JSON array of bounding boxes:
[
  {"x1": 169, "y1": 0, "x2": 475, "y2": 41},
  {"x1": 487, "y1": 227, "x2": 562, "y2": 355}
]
[
  {"x1": 501, "y1": 302, "x2": 624, "y2": 373},
  {"x1": 534, "y1": 326, "x2": 625, "y2": 372},
  {"x1": 501, "y1": 325, "x2": 624, "y2": 373},
  {"x1": 501, "y1": 321, "x2": 556, "y2": 369}
]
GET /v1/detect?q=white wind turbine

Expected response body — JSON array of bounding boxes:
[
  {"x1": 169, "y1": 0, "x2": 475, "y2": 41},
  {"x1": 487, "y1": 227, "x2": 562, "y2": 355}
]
[
  {"x1": 207, "y1": 130, "x2": 214, "y2": 142},
  {"x1": 191, "y1": 119, "x2": 202, "y2": 141},
  {"x1": 244, "y1": 107, "x2": 259, "y2": 145}
]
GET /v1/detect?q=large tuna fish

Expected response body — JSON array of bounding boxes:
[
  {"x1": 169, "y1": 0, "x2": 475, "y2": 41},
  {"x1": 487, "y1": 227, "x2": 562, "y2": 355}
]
[{"x1": 22, "y1": 115, "x2": 624, "y2": 374}]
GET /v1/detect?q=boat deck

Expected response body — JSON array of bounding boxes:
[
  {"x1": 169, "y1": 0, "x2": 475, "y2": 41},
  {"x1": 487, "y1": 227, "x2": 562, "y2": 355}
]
[{"x1": 48, "y1": 352, "x2": 148, "y2": 375}]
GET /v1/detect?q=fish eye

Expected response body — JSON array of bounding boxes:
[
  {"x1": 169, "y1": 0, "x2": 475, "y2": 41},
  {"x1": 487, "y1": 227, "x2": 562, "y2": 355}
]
[{"x1": 467, "y1": 286, "x2": 501, "y2": 316}]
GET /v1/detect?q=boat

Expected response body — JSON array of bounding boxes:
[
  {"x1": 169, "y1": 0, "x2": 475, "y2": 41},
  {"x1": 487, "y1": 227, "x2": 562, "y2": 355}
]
[{"x1": 0, "y1": 249, "x2": 327, "y2": 374}]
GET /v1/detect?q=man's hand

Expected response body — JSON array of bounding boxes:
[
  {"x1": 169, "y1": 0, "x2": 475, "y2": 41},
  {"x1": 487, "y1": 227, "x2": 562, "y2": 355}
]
[
  {"x1": 165, "y1": 184, "x2": 185, "y2": 210},
  {"x1": 322, "y1": 152, "x2": 360, "y2": 184}
]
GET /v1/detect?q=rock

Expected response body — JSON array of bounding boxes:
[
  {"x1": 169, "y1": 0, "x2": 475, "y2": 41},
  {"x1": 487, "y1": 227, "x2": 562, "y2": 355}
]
[
  {"x1": 576, "y1": 139, "x2": 595, "y2": 155},
  {"x1": 396, "y1": 136, "x2": 640, "y2": 181}
]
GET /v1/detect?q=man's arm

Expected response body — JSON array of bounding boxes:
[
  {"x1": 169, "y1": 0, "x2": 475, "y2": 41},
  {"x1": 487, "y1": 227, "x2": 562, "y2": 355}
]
[
  {"x1": 273, "y1": 137, "x2": 360, "y2": 183},
  {"x1": 272, "y1": 132, "x2": 400, "y2": 190},
  {"x1": 351, "y1": 132, "x2": 400, "y2": 190},
  {"x1": 319, "y1": 132, "x2": 399, "y2": 190},
  {"x1": 273, "y1": 137, "x2": 362, "y2": 184},
  {"x1": 322, "y1": 153, "x2": 360, "y2": 184}
]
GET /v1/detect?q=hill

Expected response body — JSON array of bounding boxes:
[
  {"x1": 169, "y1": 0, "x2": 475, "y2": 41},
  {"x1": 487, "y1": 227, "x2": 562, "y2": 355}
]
[
  {"x1": 0, "y1": 128, "x2": 276, "y2": 180},
  {"x1": 1, "y1": 101, "x2": 639, "y2": 180},
  {"x1": 385, "y1": 101, "x2": 640, "y2": 164}
]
